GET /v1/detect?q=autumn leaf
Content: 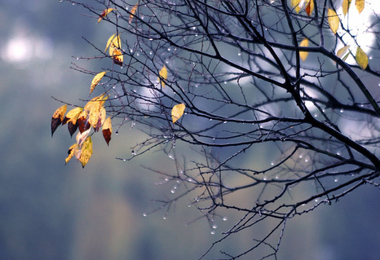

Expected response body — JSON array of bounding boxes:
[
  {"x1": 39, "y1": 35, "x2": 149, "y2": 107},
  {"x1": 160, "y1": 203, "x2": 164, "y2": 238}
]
[
  {"x1": 158, "y1": 65, "x2": 168, "y2": 88},
  {"x1": 129, "y1": 3, "x2": 138, "y2": 24},
  {"x1": 108, "y1": 34, "x2": 121, "y2": 56},
  {"x1": 62, "y1": 107, "x2": 83, "y2": 136},
  {"x1": 76, "y1": 128, "x2": 91, "y2": 147},
  {"x1": 299, "y1": 38, "x2": 309, "y2": 61},
  {"x1": 79, "y1": 136, "x2": 93, "y2": 168},
  {"x1": 84, "y1": 94, "x2": 108, "y2": 131},
  {"x1": 112, "y1": 49, "x2": 123, "y2": 66},
  {"x1": 65, "y1": 143, "x2": 78, "y2": 164},
  {"x1": 105, "y1": 33, "x2": 117, "y2": 53},
  {"x1": 77, "y1": 110, "x2": 90, "y2": 133},
  {"x1": 102, "y1": 117, "x2": 112, "y2": 145},
  {"x1": 291, "y1": 0, "x2": 301, "y2": 13},
  {"x1": 51, "y1": 104, "x2": 67, "y2": 136},
  {"x1": 90, "y1": 71, "x2": 107, "y2": 95},
  {"x1": 355, "y1": 0, "x2": 364, "y2": 14},
  {"x1": 356, "y1": 47, "x2": 368, "y2": 70},
  {"x1": 342, "y1": 0, "x2": 352, "y2": 16},
  {"x1": 97, "y1": 8, "x2": 114, "y2": 23},
  {"x1": 305, "y1": 0, "x2": 314, "y2": 16},
  {"x1": 171, "y1": 103, "x2": 185, "y2": 123},
  {"x1": 327, "y1": 9, "x2": 339, "y2": 35},
  {"x1": 337, "y1": 45, "x2": 350, "y2": 59}
]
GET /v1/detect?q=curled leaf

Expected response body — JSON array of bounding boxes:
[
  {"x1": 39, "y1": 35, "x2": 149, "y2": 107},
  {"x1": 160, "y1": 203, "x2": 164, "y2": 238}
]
[
  {"x1": 108, "y1": 34, "x2": 121, "y2": 56},
  {"x1": 356, "y1": 47, "x2": 368, "y2": 70},
  {"x1": 355, "y1": 0, "x2": 364, "y2": 14},
  {"x1": 305, "y1": 0, "x2": 314, "y2": 16},
  {"x1": 171, "y1": 103, "x2": 186, "y2": 124},
  {"x1": 76, "y1": 128, "x2": 91, "y2": 147},
  {"x1": 62, "y1": 107, "x2": 83, "y2": 136},
  {"x1": 158, "y1": 65, "x2": 168, "y2": 88},
  {"x1": 98, "y1": 8, "x2": 114, "y2": 23},
  {"x1": 299, "y1": 38, "x2": 309, "y2": 61},
  {"x1": 112, "y1": 49, "x2": 123, "y2": 66},
  {"x1": 51, "y1": 104, "x2": 67, "y2": 136},
  {"x1": 327, "y1": 9, "x2": 339, "y2": 35},
  {"x1": 90, "y1": 71, "x2": 107, "y2": 95},
  {"x1": 102, "y1": 117, "x2": 112, "y2": 145},
  {"x1": 129, "y1": 3, "x2": 138, "y2": 24},
  {"x1": 65, "y1": 143, "x2": 78, "y2": 164},
  {"x1": 342, "y1": 0, "x2": 352, "y2": 16},
  {"x1": 105, "y1": 33, "x2": 117, "y2": 52}
]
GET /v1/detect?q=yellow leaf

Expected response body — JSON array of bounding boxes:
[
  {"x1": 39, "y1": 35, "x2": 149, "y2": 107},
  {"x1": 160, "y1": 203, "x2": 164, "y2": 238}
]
[
  {"x1": 129, "y1": 3, "x2": 138, "y2": 24},
  {"x1": 112, "y1": 49, "x2": 123, "y2": 66},
  {"x1": 109, "y1": 35, "x2": 121, "y2": 56},
  {"x1": 51, "y1": 104, "x2": 67, "y2": 136},
  {"x1": 105, "y1": 33, "x2": 117, "y2": 52},
  {"x1": 79, "y1": 136, "x2": 93, "y2": 168},
  {"x1": 102, "y1": 117, "x2": 112, "y2": 145},
  {"x1": 355, "y1": 0, "x2": 364, "y2": 14},
  {"x1": 356, "y1": 47, "x2": 368, "y2": 70},
  {"x1": 97, "y1": 8, "x2": 114, "y2": 23},
  {"x1": 299, "y1": 38, "x2": 309, "y2": 61},
  {"x1": 291, "y1": 0, "x2": 302, "y2": 13},
  {"x1": 65, "y1": 143, "x2": 78, "y2": 164},
  {"x1": 90, "y1": 71, "x2": 107, "y2": 95},
  {"x1": 342, "y1": 0, "x2": 352, "y2": 16},
  {"x1": 337, "y1": 45, "x2": 350, "y2": 58},
  {"x1": 158, "y1": 65, "x2": 168, "y2": 88},
  {"x1": 171, "y1": 103, "x2": 185, "y2": 123},
  {"x1": 84, "y1": 94, "x2": 108, "y2": 131},
  {"x1": 62, "y1": 107, "x2": 83, "y2": 137},
  {"x1": 305, "y1": 0, "x2": 314, "y2": 16},
  {"x1": 327, "y1": 9, "x2": 339, "y2": 34}
]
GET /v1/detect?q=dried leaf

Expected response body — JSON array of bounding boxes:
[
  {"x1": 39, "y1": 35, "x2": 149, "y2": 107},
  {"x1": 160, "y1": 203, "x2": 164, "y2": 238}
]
[
  {"x1": 337, "y1": 45, "x2": 350, "y2": 58},
  {"x1": 299, "y1": 38, "x2": 309, "y2": 61},
  {"x1": 171, "y1": 103, "x2": 185, "y2": 124},
  {"x1": 77, "y1": 110, "x2": 90, "y2": 133},
  {"x1": 62, "y1": 107, "x2": 83, "y2": 136},
  {"x1": 90, "y1": 71, "x2": 107, "y2": 95},
  {"x1": 356, "y1": 47, "x2": 368, "y2": 70},
  {"x1": 355, "y1": 0, "x2": 364, "y2": 14},
  {"x1": 105, "y1": 33, "x2": 117, "y2": 52},
  {"x1": 102, "y1": 117, "x2": 112, "y2": 145},
  {"x1": 158, "y1": 65, "x2": 168, "y2": 88},
  {"x1": 129, "y1": 4, "x2": 138, "y2": 24},
  {"x1": 76, "y1": 128, "x2": 91, "y2": 147},
  {"x1": 112, "y1": 49, "x2": 123, "y2": 66},
  {"x1": 65, "y1": 143, "x2": 78, "y2": 164},
  {"x1": 327, "y1": 9, "x2": 339, "y2": 35},
  {"x1": 84, "y1": 94, "x2": 108, "y2": 131},
  {"x1": 97, "y1": 8, "x2": 114, "y2": 23},
  {"x1": 108, "y1": 35, "x2": 121, "y2": 56},
  {"x1": 51, "y1": 104, "x2": 67, "y2": 136},
  {"x1": 342, "y1": 0, "x2": 352, "y2": 16},
  {"x1": 79, "y1": 136, "x2": 93, "y2": 168},
  {"x1": 305, "y1": 0, "x2": 314, "y2": 16}
]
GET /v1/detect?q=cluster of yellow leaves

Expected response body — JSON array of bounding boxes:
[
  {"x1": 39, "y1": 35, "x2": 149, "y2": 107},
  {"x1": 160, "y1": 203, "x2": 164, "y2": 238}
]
[{"x1": 51, "y1": 94, "x2": 113, "y2": 167}]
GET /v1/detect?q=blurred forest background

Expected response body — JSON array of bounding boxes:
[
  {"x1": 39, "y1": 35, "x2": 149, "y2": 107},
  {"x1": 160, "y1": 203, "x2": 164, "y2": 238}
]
[{"x1": 1, "y1": 0, "x2": 380, "y2": 259}]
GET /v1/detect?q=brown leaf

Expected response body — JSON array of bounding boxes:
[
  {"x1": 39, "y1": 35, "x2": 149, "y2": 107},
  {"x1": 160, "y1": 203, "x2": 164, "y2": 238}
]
[
  {"x1": 77, "y1": 110, "x2": 90, "y2": 133},
  {"x1": 102, "y1": 117, "x2": 112, "y2": 145},
  {"x1": 97, "y1": 8, "x2": 114, "y2": 23},
  {"x1": 129, "y1": 4, "x2": 138, "y2": 24},
  {"x1": 305, "y1": 0, "x2": 314, "y2": 16},
  {"x1": 112, "y1": 49, "x2": 123, "y2": 66},
  {"x1": 51, "y1": 104, "x2": 67, "y2": 136}
]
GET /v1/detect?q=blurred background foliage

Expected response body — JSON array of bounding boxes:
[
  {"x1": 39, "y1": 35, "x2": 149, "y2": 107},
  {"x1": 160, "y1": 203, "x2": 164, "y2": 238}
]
[{"x1": 1, "y1": 0, "x2": 380, "y2": 259}]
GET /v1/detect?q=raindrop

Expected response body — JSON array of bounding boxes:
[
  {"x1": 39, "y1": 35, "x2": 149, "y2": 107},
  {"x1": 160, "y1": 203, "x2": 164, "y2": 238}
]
[
  {"x1": 168, "y1": 154, "x2": 174, "y2": 160},
  {"x1": 163, "y1": 216, "x2": 167, "y2": 220},
  {"x1": 238, "y1": 52, "x2": 241, "y2": 56},
  {"x1": 76, "y1": 57, "x2": 79, "y2": 60},
  {"x1": 340, "y1": 109, "x2": 344, "y2": 113},
  {"x1": 271, "y1": 162, "x2": 275, "y2": 166},
  {"x1": 167, "y1": 47, "x2": 171, "y2": 51},
  {"x1": 149, "y1": 38, "x2": 153, "y2": 41},
  {"x1": 212, "y1": 224, "x2": 217, "y2": 229},
  {"x1": 191, "y1": 26, "x2": 196, "y2": 30},
  {"x1": 131, "y1": 150, "x2": 136, "y2": 155},
  {"x1": 209, "y1": 118, "x2": 213, "y2": 121},
  {"x1": 170, "y1": 189, "x2": 175, "y2": 194},
  {"x1": 224, "y1": 81, "x2": 227, "y2": 84},
  {"x1": 143, "y1": 213, "x2": 147, "y2": 217},
  {"x1": 188, "y1": 204, "x2": 191, "y2": 208},
  {"x1": 210, "y1": 231, "x2": 215, "y2": 235},
  {"x1": 334, "y1": 178, "x2": 339, "y2": 183},
  {"x1": 115, "y1": 131, "x2": 119, "y2": 135},
  {"x1": 222, "y1": 217, "x2": 228, "y2": 221},
  {"x1": 223, "y1": 121, "x2": 227, "y2": 124}
]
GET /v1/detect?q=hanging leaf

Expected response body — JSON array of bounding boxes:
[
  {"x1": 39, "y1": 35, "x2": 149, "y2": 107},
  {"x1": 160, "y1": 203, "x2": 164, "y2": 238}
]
[
  {"x1": 65, "y1": 143, "x2": 78, "y2": 164},
  {"x1": 171, "y1": 103, "x2": 186, "y2": 123},
  {"x1": 356, "y1": 47, "x2": 368, "y2": 70},
  {"x1": 51, "y1": 104, "x2": 67, "y2": 136},
  {"x1": 129, "y1": 3, "x2": 138, "y2": 24},
  {"x1": 305, "y1": 0, "x2": 314, "y2": 16},
  {"x1": 97, "y1": 8, "x2": 114, "y2": 23},
  {"x1": 112, "y1": 49, "x2": 123, "y2": 66},
  {"x1": 291, "y1": 0, "x2": 302, "y2": 13},
  {"x1": 62, "y1": 107, "x2": 83, "y2": 136},
  {"x1": 108, "y1": 34, "x2": 121, "y2": 56},
  {"x1": 355, "y1": 0, "x2": 364, "y2": 14},
  {"x1": 76, "y1": 128, "x2": 91, "y2": 147},
  {"x1": 77, "y1": 110, "x2": 90, "y2": 133},
  {"x1": 342, "y1": 0, "x2": 352, "y2": 16},
  {"x1": 327, "y1": 9, "x2": 339, "y2": 35},
  {"x1": 105, "y1": 33, "x2": 117, "y2": 52},
  {"x1": 299, "y1": 38, "x2": 309, "y2": 61},
  {"x1": 102, "y1": 117, "x2": 112, "y2": 145},
  {"x1": 79, "y1": 136, "x2": 93, "y2": 168},
  {"x1": 337, "y1": 45, "x2": 350, "y2": 59},
  {"x1": 158, "y1": 65, "x2": 168, "y2": 88},
  {"x1": 90, "y1": 71, "x2": 107, "y2": 95},
  {"x1": 84, "y1": 94, "x2": 108, "y2": 131}
]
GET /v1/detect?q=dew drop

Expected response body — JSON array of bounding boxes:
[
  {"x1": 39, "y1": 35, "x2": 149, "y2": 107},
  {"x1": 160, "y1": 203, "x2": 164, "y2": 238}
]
[
  {"x1": 170, "y1": 189, "x2": 175, "y2": 194},
  {"x1": 212, "y1": 224, "x2": 217, "y2": 229},
  {"x1": 210, "y1": 231, "x2": 215, "y2": 235},
  {"x1": 223, "y1": 216, "x2": 228, "y2": 221},
  {"x1": 168, "y1": 154, "x2": 174, "y2": 160},
  {"x1": 238, "y1": 52, "x2": 241, "y2": 56},
  {"x1": 334, "y1": 178, "x2": 339, "y2": 183},
  {"x1": 340, "y1": 109, "x2": 344, "y2": 113},
  {"x1": 143, "y1": 213, "x2": 147, "y2": 217}
]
